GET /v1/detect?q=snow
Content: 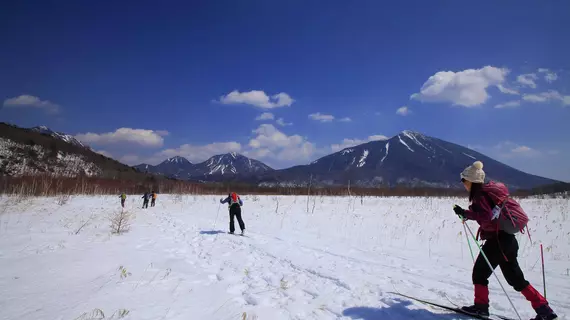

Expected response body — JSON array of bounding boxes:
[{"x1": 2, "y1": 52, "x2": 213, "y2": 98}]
[
  {"x1": 398, "y1": 135, "x2": 415, "y2": 152},
  {"x1": 1, "y1": 195, "x2": 568, "y2": 320},
  {"x1": 381, "y1": 142, "x2": 390, "y2": 163},
  {"x1": 357, "y1": 150, "x2": 368, "y2": 168},
  {"x1": 462, "y1": 152, "x2": 476, "y2": 160},
  {"x1": 402, "y1": 131, "x2": 430, "y2": 152},
  {"x1": 341, "y1": 149, "x2": 354, "y2": 155}
]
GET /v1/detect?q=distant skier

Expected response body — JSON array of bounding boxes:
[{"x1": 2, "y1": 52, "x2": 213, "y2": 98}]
[
  {"x1": 453, "y1": 161, "x2": 557, "y2": 320},
  {"x1": 151, "y1": 191, "x2": 157, "y2": 207},
  {"x1": 142, "y1": 192, "x2": 151, "y2": 209},
  {"x1": 120, "y1": 193, "x2": 127, "y2": 208},
  {"x1": 220, "y1": 192, "x2": 245, "y2": 235}
]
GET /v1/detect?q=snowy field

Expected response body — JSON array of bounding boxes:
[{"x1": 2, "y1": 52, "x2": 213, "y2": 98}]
[{"x1": 0, "y1": 194, "x2": 569, "y2": 320}]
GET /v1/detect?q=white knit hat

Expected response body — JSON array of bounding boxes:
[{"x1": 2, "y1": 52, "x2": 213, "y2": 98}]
[{"x1": 460, "y1": 161, "x2": 485, "y2": 184}]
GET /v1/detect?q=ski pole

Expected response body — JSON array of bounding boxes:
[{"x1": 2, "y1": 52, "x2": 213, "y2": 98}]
[
  {"x1": 463, "y1": 220, "x2": 475, "y2": 263},
  {"x1": 540, "y1": 243, "x2": 546, "y2": 299},
  {"x1": 213, "y1": 202, "x2": 221, "y2": 230},
  {"x1": 460, "y1": 217, "x2": 522, "y2": 320}
]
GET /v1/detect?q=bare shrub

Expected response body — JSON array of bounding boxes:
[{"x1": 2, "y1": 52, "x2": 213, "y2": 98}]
[
  {"x1": 110, "y1": 210, "x2": 132, "y2": 234},
  {"x1": 57, "y1": 194, "x2": 71, "y2": 206}
]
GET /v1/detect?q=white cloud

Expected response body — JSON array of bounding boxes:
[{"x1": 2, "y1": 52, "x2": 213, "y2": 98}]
[
  {"x1": 538, "y1": 68, "x2": 558, "y2": 83},
  {"x1": 410, "y1": 66, "x2": 509, "y2": 107},
  {"x1": 308, "y1": 112, "x2": 335, "y2": 122},
  {"x1": 255, "y1": 112, "x2": 275, "y2": 121},
  {"x1": 158, "y1": 141, "x2": 242, "y2": 163},
  {"x1": 3, "y1": 94, "x2": 61, "y2": 113},
  {"x1": 522, "y1": 90, "x2": 570, "y2": 105},
  {"x1": 75, "y1": 128, "x2": 166, "y2": 148},
  {"x1": 493, "y1": 141, "x2": 540, "y2": 158},
  {"x1": 331, "y1": 135, "x2": 388, "y2": 152},
  {"x1": 339, "y1": 117, "x2": 352, "y2": 122},
  {"x1": 276, "y1": 118, "x2": 292, "y2": 126},
  {"x1": 247, "y1": 124, "x2": 317, "y2": 161},
  {"x1": 497, "y1": 84, "x2": 519, "y2": 95},
  {"x1": 494, "y1": 100, "x2": 521, "y2": 109},
  {"x1": 396, "y1": 106, "x2": 411, "y2": 116},
  {"x1": 155, "y1": 130, "x2": 170, "y2": 136},
  {"x1": 218, "y1": 90, "x2": 294, "y2": 109},
  {"x1": 516, "y1": 73, "x2": 538, "y2": 88},
  {"x1": 119, "y1": 154, "x2": 143, "y2": 165}
]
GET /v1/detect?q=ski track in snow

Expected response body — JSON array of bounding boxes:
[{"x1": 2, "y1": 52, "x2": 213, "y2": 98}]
[{"x1": 0, "y1": 195, "x2": 569, "y2": 320}]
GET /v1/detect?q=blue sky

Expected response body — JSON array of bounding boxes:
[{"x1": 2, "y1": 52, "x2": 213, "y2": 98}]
[{"x1": 1, "y1": 1, "x2": 569, "y2": 181}]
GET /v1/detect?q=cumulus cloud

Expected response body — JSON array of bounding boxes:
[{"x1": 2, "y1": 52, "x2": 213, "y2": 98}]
[
  {"x1": 497, "y1": 84, "x2": 519, "y2": 95},
  {"x1": 516, "y1": 73, "x2": 538, "y2": 88},
  {"x1": 494, "y1": 141, "x2": 540, "y2": 158},
  {"x1": 522, "y1": 90, "x2": 570, "y2": 106},
  {"x1": 331, "y1": 135, "x2": 389, "y2": 152},
  {"x1": 218, "y1": 90, "x2": 294, "y2": 109},
  {"x1": 276, "y1": 118, "x2": 292, "y2": 126},
  {"x1": 247, "y1": 124, "x2": 317, "y2": 161},
  {"x1": 3, "y1": 94, "x2": 61, "y2": 113},
  {"x1": 396, "y1": 106, "x2": 411, "y2": 116},
  {"x1": 410, "y1": 66, "x2": 509, "y2": 107},
  {"x1": 538, "y1": 68, "x2": 558, "y2": 83},
  {"x1": 308, "y1": 113, "x2": 335, "y2": 122},
  {"x1": 255, "y1": 112, "x2": 275, "y2": 121},
  {"x1": 494, "y1": 100, "x2": 521, "y2": 109},
  {"x1": 158, "y1": 141, "x2": 242, "y2": 163},
  {"x1": 75, "y1": 128, "x2": 166, "y2": 147}
]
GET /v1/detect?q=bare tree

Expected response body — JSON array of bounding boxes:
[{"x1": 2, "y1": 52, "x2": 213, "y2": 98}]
[{"x1": 110, "y1": 210, "x2": 132, "y2": 234}]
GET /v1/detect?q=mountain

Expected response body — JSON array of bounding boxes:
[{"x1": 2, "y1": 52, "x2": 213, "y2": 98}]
[
  {"x1": 134, "y1": 156, "x2": 194, "y2": 179},
  {"x1": 258, "y1": 130, "x2": 558, "y2": 190},
  {"x1": 0, "y1": 123, "x2": 147, "y2": 179},
  {"x1": 134, "y1": 153, "x2": 274, "y2": 180},
  {"x1": 30, "y1": 126, "x2": 87, "y2": 149}
]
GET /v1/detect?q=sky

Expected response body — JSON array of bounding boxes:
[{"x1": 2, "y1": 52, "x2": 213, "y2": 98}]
[{"x1": 1, "y1": 1, "x2": 569, "y2": 181}]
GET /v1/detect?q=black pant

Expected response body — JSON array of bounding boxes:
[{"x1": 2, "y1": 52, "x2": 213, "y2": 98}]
[
  {"x1": 121, "y1": 199, "x2": 125, "y2": 208},
  {"x1": 143, "y1": 200, "x2": 149, "y2": 208},
  {"x1": 151, "y1": 199, "x2": 156, "y2": 207},
  {"x1": 229, "y1": 205, "x2": 245, "y2": 233},
  {"x1": 473, "y1": 232, "x2": 529, "y2": 291}
]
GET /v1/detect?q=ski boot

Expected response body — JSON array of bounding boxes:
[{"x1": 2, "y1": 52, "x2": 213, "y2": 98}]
[
  {"x1": 530, "y1": 305, "x2": 558, "y2": 320},
  {"x1": 461, "y1": 304, "x2": 490, "y2": 318}
]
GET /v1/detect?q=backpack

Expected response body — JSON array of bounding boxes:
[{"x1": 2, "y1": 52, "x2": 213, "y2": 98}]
[
  {"x1": 230, "y1": 192, "x2": 239, "y2": 204},
  {"x1": 483, "y1": 182, "x2": 529, "y2": 235}
]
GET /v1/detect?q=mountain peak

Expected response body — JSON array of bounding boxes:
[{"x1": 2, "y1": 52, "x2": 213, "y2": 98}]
[{"x1": 165, "y1": 156, "x2": 191, "y2": 164}]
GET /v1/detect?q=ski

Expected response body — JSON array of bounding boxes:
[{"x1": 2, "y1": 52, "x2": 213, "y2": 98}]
[{"x1": 386, "y1": 291, "x2": 516, "y2": 320}]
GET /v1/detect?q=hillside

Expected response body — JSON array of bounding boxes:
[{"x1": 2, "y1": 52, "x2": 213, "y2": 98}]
[{"x1": 0, "y1": 122, "x2": 148, "y2": 180}]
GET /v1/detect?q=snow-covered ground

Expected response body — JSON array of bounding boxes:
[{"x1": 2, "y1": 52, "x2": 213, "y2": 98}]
[{"x1": 0, "y1": 194, "x2": 568, "y2": 320}]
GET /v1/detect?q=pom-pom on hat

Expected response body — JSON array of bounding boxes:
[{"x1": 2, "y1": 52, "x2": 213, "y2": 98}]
[{"x1": 461, "y1": 161, "x2": 485, "y2": 184}]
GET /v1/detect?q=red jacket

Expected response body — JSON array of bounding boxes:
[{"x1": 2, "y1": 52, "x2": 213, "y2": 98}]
[{"x1": 463, "y1": 181, "x2": 521, "y2": 240}]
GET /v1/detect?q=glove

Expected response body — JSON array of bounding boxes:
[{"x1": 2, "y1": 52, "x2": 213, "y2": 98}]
[{"x1": 453, "y1": 205, "x2": 465, "y2": 218}]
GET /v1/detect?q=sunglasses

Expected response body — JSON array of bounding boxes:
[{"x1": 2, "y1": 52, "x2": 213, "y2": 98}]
[{"x1": 460, "y1": 178, "x2": 466, "y2": 183}]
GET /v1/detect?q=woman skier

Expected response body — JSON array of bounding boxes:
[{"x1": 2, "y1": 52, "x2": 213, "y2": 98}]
[{"x1": 453, "y1": 161, "x2": 557, "y2": 320}]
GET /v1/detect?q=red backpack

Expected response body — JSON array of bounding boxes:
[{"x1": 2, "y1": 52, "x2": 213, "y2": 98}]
[
  {"x1": 230, "y1": 192, "x2": 239, "y2": 205},
  {"x1": 483, "y1": 181, "x2": 529, "y2": 235}
]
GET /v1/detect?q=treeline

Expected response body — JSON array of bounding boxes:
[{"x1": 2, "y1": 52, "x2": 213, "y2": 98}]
[{"x1": 0, "y1": 174, "x2": 550, "y2": 198}]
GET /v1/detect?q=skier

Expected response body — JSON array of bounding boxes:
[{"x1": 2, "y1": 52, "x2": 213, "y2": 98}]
[
  {"x1": 119, "y1": 192, "x2": 127, "y2": 208},
  {"x1": 151, "y1": 191, "x2": 157, "y2": 207},
  {"x1": 453, "y1": 161, "x2": 557, "y2": 320},
  {"x1": 142, "y1": 192, "x2": 150, "y2": 209},
  {"x1": 220, "y1": 192, "x2": 245, "y2": 235}
]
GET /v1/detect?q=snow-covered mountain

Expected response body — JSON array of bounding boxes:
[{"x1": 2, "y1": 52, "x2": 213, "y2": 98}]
[
  {"x1": 135, "y1": 153, "x2": 274, "y2": 180},
  {"x1": 258, "y1": 130, "x2": 558, "y2": 190},
  {"x1": 30, "y1": 126, "x2": 87, "y2": 149}
]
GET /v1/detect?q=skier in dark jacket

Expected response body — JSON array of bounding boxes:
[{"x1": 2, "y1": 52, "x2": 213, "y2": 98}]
[
  {"x1": 220, "y1": 192, "x2": 245, "y2": 235},
  {"x1": 142, "y1": 192, "x2": 151, "y2": 209},
  {"x1": 453, "y1": 161, "x2": 557, "y2": 320}
]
